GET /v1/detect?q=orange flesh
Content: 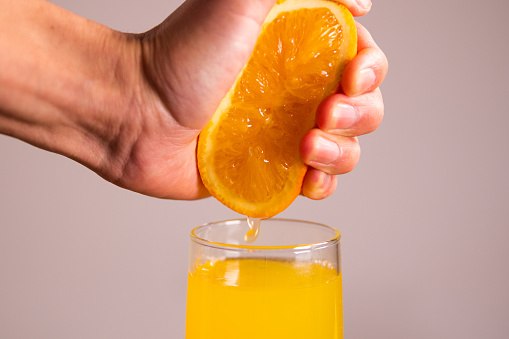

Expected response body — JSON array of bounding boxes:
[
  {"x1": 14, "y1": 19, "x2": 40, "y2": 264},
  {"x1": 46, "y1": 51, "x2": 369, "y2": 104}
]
[{"x1": 210, "y1": 8, "x2": 344, "y2": 207}]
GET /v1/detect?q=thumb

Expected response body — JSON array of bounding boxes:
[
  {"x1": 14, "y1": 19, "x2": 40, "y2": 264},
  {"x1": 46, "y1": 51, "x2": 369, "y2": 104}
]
[{"x1": 142, "y1": 0, "x2": 277, "y2": 130}]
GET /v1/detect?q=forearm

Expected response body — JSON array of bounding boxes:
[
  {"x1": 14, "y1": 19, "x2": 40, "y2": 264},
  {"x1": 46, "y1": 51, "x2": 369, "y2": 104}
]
[{"x1": 0, "y1": 0, "x2": 141, "y2": 171}]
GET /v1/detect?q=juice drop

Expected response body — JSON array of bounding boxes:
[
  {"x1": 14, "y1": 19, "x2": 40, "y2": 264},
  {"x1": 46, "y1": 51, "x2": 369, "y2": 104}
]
[{"x1": 244, "y1": 217, "x2": 261, "y2": 243}]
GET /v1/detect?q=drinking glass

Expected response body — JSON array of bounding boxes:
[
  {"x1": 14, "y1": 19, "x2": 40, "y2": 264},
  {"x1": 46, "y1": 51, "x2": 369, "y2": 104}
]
[{"x1": 185, "y1": 218, "x2": 343, "y2": 339}]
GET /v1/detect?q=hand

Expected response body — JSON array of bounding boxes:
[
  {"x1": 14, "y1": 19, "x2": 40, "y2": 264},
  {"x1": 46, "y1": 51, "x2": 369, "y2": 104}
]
[
  {"x1": 120, "y1": 0, "x2": 387, "y2": 200},
  {"x1": 0, "y1": 0, "x2": 387, "y2": 202}
]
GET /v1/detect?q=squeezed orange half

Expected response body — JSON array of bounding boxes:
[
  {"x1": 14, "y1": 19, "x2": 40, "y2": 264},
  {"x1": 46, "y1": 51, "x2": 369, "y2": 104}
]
[{"x1": 198, "y1": 0, "x2": 357, "y2": 217}]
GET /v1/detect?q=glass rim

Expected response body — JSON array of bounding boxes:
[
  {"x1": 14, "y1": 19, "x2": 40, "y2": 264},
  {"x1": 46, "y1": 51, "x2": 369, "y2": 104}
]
[{"x1": 190, "y1": 218, "x2": 341, "y2": 251}]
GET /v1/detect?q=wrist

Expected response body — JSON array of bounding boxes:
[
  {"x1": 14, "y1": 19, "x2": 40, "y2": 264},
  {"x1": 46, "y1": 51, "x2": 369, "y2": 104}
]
[
  {"x1": 64, "y1": 31, "x2": 145, "y2": 179},
  {"x1": 0, "y1": 0, "x2": 145, "y2": 178}
]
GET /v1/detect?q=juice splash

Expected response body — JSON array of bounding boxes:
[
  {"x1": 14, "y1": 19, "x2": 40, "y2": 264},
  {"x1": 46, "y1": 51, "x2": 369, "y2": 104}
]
[
  {"x1": 185, "y1": 258, "x2": 343, "y2": 338},
  {"x1": 244, "y1": 217, "x2": 261, "y2": 243}
]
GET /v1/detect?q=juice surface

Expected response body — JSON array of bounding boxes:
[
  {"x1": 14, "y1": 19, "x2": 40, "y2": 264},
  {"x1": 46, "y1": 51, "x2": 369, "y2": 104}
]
[{"x1": 185, "y1": 258, "x2": 343, "y2": 339}]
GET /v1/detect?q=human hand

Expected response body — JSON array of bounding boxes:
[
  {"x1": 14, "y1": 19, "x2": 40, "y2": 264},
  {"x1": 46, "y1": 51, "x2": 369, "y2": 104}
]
[
  {"x1": 115, "y1": 0, "x2": 387, "y2": 200},
  {"x1": 0, "y1": 0, "x2": 387, "y2": 202}
]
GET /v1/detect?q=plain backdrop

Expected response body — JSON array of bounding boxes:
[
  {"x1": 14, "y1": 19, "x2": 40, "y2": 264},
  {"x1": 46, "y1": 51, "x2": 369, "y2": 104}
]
[{"x1": 1, "y1": 0, "x2": 508, "y2": 338}]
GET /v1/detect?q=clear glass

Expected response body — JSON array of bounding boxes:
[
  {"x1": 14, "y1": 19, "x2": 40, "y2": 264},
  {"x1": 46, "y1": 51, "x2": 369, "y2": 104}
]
[{"x1": 185, "y1": 218, "x2": 343, "y2": 339}]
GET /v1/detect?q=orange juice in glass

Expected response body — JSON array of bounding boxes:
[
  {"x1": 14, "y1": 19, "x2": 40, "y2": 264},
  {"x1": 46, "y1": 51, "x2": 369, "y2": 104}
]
[{"x1": 185, "y1": 219, "x2": 343, "y2": 339}]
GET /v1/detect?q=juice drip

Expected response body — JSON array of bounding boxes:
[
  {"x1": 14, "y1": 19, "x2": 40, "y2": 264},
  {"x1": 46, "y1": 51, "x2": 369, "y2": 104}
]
[{"x1": 244, "y1": 217, "x2": 261, "y2": 243}]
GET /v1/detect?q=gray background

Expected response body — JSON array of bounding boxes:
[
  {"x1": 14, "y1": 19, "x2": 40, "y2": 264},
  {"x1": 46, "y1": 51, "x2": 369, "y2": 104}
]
[{"x1": 1, "y1": 0, "x2": 508, "y2": 338}]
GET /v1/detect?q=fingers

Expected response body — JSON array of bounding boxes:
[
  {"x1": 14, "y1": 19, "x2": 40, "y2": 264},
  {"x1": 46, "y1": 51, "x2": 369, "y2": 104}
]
[
  {"x1": 342, "y1": 22, "x2": 388, "y2": 97},
  {"x1": 299, "y1": 130, "x2": 360, "y2": 200},
  {"x1": 314, "y1": 22, "x2": 387, "y2": 138},
  {"x1": 300, "y1": 128, "x2": 359, "y2": 200},
  {"x1": 300, "y1": 129, "x2": 361, "y2": 176},
  {"x1": 301, "y1": 169, "x2": 338, "y2": 200},
  {"x1": 301, "y1": 16, "x2": 388, "y2": 200},
  {"x1": 301, "y1": 88, "x2": 383, "y2": 199},
  {"x1": 316, "y1": 88, "x2": 384, "y2": 137}
]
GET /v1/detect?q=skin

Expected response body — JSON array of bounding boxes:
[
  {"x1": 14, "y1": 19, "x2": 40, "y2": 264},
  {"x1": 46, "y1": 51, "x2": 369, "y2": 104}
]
[{"x1": 0, "y1": 0, "x2": 387, "y2": 201}]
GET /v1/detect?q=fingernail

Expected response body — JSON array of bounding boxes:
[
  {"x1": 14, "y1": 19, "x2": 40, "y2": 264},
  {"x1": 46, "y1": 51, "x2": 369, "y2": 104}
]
[
  {"x1": 331, "y1": 103, "x2": 357, "y2": 130},
  {"x1": 313, "y1": 136, "x2": 340, "y2": 165},
  {"x1": 355, "y1": 68, "x2": 376, "y2": 95},
  {"x1": 356, "y1": 0, "x2": 372, "y2": 10}
]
